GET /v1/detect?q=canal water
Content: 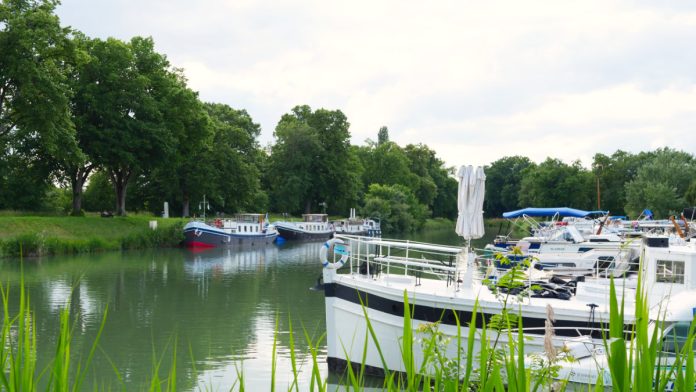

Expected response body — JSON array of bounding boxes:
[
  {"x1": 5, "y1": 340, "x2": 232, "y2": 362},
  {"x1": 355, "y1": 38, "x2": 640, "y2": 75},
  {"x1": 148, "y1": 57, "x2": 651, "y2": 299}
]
[{"x1": 0, "y1": 228, "x2": 490, "y2": 390}]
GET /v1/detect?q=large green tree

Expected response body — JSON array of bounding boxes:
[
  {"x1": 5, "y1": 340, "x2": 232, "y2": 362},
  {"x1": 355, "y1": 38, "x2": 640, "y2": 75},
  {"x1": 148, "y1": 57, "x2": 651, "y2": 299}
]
[
  {"x1": 624, "y1": 148, "x2": 696, "y2": 218},
  {"x1": 0, "y1": 0, "x2": 76, "y2": 156},
  {"x1": 361, "y1": 183, "x2": 428, "y2": 233},
  {"x1": 484, "y1": 156, "x2": 535, "y2": 217},
  {"x1": 267, "y1": 105, "x2": 360, "y2": 215},
  {"x1": 203, "y1": 103, "x2": 266, "y2": 214},
  {"x1": 518, "y1": 158, "x2": 594, "y2": 210},
  {"x1": 358, "y1": 141, "x2": 412, "y2": 189},
  {"x1": 147, "y1": 76, "x2": 213, "y2": 217},
  {"x1": 1, "y1": 0, "x2": 83, "y2": 211},
  {"x1": 591, "y1": 150, "x2": 655, "y2": 216},
  {"x1": 73, "y1": 36, "x2": 174, "y2": 215},
  {"x1": 403, "y1": 143, "x2": 457, "y2": 218}
]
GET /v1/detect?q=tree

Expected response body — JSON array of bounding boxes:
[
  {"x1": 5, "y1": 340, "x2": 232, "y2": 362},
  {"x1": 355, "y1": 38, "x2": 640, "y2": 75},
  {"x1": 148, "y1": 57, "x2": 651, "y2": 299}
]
[
  {"x1": 74, "y1": 37, "x2": 174, "y2": 215},
  {"x1": 484, "y1": 156, "x2": 535, "y2": 217},
  {"x1": 403, "y1": 143, "x2": 437, "y2": 207},
  {"x1": 591, "y1": 150, "x2": 654, "y2": 216},
  {"x1": 1, "y1": 0, "x2": 84, "y2": 212},
  {"x1": 361, "y1": 183, "x2": 428, "y2": 233},
  {"x1": 204, "y1": 103, "x2": 265, "y2": 214},
  {"x1": 267, "y1": 105, "x2": 359, "y2": 215},
  {"x1": 404, "y1": 143, "x2": 459, "y2": 218},
  {"x1": 50, "y1": 32, "x2": 98, "y2": 215},
  {"x1": 267, "y1": 116, "x2": 320, "y2": 214},
  {"x1": 148, "y1": 76, "x2": 213, "y2": 217},
  {"x1": 358, "y1": 141, "x2": 412, "y2": 189},
  {"x1": 377, "y1": 126, "x2": 389, "y2": 145},
  {"x1": 624, "y1": 148, "x2": 696, "y2": 218},
  {"x1": 518, "y1": 158, "x2": 593, "y2": 210},
  {"x1": 0, "y1": 0, "x2": 76, "y2": 158},
  {"x1": 0, "y1": 146, "x2": 54, "y2": 210}
]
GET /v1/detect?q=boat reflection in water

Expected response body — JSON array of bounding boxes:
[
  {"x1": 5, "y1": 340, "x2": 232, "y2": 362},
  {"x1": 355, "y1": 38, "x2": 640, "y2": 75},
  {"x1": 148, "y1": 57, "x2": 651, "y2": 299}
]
[
  {"x1": 184, "y1": 246, "x2": 279, "y2": 277},
  {"x1": 180, "y1": 242, "x2": 329, "y2": 390}
]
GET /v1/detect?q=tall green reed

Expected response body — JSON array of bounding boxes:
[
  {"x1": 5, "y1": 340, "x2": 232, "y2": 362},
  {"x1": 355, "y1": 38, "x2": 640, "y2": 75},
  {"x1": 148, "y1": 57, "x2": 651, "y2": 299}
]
[
  {"x1": 1, "y1": 266, "x2": 108, "y2": 391},
  {"x1": 604, "y1": 250, "x2": 696, "y2": 392}
]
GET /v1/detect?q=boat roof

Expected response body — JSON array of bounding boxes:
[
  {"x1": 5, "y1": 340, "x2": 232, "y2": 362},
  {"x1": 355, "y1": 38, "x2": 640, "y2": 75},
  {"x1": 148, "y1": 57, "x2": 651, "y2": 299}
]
[{"x1": 502, "y1": 207, "x2": 608, "y2": 219}]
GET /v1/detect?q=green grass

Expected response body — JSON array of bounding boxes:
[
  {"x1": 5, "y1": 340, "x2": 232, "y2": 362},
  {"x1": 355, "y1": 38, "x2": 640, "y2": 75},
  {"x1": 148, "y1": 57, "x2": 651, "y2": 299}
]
[{"x1": 0, "y1": 215, "x2": 187, "y2": 258}]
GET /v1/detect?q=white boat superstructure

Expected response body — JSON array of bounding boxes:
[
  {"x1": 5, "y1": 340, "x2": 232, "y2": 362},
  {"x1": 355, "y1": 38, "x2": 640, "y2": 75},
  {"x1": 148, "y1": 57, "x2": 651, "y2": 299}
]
[
  {"x1": 321, "y1": 234, "x2": 696, "y2": 376},
  {"x1": 486, "y1": 223, "x2": 641, "y2": 275},
  {"x1": 333, "y1": 209, "x2": 382, "y2": 237}
]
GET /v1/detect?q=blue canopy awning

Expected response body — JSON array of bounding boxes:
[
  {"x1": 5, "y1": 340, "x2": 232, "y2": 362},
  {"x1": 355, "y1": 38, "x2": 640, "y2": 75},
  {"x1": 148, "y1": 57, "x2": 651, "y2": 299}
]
[{"x1": 502, "y1": 207, "x2": 608, "y2": 219}]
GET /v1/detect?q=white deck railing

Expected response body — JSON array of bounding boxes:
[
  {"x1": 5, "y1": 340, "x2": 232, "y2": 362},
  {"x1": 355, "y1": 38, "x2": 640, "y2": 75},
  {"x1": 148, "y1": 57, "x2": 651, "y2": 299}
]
[{"x1": 334, "y1": 234, "x2": 466, "y2": 285}]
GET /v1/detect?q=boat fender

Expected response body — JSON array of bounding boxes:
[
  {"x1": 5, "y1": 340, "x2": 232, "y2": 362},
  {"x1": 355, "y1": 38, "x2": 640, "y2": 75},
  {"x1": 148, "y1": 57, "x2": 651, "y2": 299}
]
[{"x1": 320, "y1": 238, "x2": 349, "y2": 269}]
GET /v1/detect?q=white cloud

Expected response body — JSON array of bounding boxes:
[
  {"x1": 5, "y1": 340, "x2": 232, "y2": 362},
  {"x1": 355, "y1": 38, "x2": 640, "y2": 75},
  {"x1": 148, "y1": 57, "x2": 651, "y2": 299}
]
[{"x1": 57, "y1": 0, "x2": 696, "y2": 167}]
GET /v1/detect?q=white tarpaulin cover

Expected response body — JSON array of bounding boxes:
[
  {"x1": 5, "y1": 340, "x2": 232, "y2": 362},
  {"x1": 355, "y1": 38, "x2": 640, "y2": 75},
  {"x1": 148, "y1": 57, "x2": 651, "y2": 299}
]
[{"x1": 455, "y1": 165, "x2": 486, "y2": 240}]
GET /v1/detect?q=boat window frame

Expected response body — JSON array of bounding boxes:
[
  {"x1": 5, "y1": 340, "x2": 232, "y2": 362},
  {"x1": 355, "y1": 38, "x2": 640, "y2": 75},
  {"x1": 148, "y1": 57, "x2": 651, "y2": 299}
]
[{"x1": 655, "y1": 259, "x2": 685, "y2": 284}]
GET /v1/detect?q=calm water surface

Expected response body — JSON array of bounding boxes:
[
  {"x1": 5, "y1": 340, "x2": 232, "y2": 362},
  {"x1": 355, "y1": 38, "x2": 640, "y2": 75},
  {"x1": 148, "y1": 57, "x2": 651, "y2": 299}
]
[{"x1": 0, "y1": 228, "x2": 489, "y2": 390}]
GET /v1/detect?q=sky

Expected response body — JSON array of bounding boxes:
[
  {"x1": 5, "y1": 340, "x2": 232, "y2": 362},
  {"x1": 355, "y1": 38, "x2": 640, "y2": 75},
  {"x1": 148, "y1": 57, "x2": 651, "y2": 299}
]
[{"x1": 55, "y1": 0, "x2": 696, "y2": 168}]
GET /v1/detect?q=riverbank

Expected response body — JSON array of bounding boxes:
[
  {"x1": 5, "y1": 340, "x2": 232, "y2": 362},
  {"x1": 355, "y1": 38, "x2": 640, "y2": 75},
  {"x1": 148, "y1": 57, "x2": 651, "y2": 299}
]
[
  {"x1": 0, "y1": 215, "x2": 526, "y2": 259},
  {"x1": 0, "y1": 215, "x2": 186, "y2": 258}
]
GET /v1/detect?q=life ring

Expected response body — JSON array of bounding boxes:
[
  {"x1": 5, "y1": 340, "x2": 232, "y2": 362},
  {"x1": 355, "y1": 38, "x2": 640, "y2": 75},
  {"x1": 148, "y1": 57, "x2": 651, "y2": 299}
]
[{"x1": 320, "y1": 238, "x2": 349, "y2": 269}]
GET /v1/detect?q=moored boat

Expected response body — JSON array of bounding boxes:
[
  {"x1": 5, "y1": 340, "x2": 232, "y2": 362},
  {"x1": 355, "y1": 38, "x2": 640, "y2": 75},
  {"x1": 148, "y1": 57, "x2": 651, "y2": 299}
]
[
  {"x1": 274, "y1": 213, "x2": 334, "y2": 241},
  {"x1": 183, "y1": 213, "x2": 277, "y2": 248},
  {"x1": 320, "y1": 234, "x2": 696, "y2": 377}
]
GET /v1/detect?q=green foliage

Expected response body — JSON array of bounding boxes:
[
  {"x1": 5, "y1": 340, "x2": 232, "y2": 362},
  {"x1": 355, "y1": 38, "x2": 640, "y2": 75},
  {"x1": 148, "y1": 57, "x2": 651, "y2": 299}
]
[
  {"x1": 592, "y1": 150, "x2": 652, "y2": 215},
  {"x1": 1, "y1": 270, "x2": 108, "y2": 391},
  {"x1": 686, "y1": 180, "x2": 696, "y2": 207},
  {"x1": 624, "y1": 148, "x2": 696, "y2": 218},
  {"x1": 604, "y1": 261, "x2": 696, "y2": 392},
  {"x1": 0, "y1": 151, "x2": 54, "y2": 210},
  {"x1": 361, "y1": 183, "x2": 428, "y2": 233},
  {"x1": 0, "y1": 0, "x2": 78, "y2": 163},
  {"x1": 359, "y1": 141, "x2": 412, "y2": 189},
  {"x1": 72, "y1": 36, "x2": 176, "y2": 215},
  {"x1": 267, "y1": 105, "x2": 360, "y2": 215},
  {"x1": 204, "y1": 103, "x2": 266, "y2": 213},
  {"x1": 519, "y1": 158, "x2": 594, "y2": 210},
  {"x1": 377, "y1": 126, "x2": 390, "y2": 145},
  {"x1": 484, "y1": 156, "x2": 534, "y2": 217},
  {"x1": 83, "y1": 171, "x2": 115, "y2": 212}
]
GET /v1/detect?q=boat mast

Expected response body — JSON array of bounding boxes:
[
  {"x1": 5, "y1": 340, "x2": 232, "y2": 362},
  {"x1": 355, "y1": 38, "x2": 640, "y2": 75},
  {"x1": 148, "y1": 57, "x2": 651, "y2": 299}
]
[{"x1": 199, "y1": 195, "x2": 210, "y2": 220}]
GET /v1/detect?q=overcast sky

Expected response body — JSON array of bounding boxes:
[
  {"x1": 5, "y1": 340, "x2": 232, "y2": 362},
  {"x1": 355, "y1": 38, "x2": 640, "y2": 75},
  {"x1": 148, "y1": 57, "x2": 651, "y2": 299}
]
[{"x1": 56, "y1": 0, "x2": 696, "y2": 168}]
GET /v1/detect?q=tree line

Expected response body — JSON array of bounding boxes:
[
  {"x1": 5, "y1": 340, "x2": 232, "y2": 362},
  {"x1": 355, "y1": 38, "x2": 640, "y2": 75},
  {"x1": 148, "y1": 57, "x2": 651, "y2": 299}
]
[
  {"x1": 485, "y1": 148, "x2": 696, "y2": 219},
  {"x1": 0, "y1": 0, "x2": 457, "y2": 232},
  {"x1": 5, "y1": 1, "x2": 695, "y2": 231}
]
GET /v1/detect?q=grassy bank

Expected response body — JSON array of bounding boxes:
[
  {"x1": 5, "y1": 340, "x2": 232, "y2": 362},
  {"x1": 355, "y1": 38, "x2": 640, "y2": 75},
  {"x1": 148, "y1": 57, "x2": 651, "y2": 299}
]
[{"x1": 0, "y1": 215, "x2": 186, "y2": 258}]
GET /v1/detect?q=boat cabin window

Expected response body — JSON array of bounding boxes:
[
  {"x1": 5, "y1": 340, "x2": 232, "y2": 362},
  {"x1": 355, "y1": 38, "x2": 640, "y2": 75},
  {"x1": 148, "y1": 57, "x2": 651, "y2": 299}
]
[
  {"x1": 655, "y1": 260, "x2": 685, "y2": 284},
  {"x1": 661, "y1": 323, "x2": 696, "y2": 354}
]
